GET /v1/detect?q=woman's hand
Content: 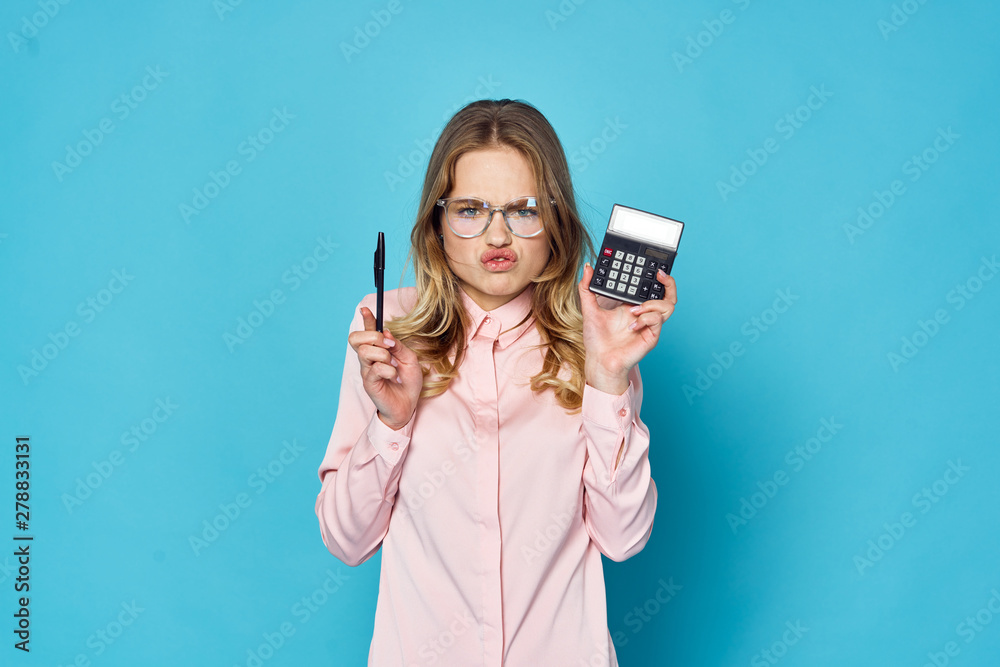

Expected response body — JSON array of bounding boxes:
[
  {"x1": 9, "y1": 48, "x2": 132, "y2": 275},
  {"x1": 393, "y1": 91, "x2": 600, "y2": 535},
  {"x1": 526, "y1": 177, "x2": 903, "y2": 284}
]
[
  {"x1": 348, "y1": 307, "x2": 423, "y2": 430},
  {"x1": 578, "y1": 264, "x2": 678, "y2": 395}
]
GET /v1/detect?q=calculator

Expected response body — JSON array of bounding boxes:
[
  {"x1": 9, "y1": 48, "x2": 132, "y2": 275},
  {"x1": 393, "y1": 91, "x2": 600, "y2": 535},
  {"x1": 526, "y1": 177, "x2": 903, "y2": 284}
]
[{"x1": 588, "y1": 204, "x2": 685, "y2": 305}]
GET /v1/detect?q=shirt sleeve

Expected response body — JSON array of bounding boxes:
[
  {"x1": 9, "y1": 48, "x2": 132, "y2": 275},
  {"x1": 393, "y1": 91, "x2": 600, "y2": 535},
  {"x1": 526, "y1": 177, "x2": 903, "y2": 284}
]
[
  {"x1": 314, "y1": 295, "x2": 414, "y2": 567},
  {"x1": 580, "y1": 363, "x2": 658, "y2": 562}
]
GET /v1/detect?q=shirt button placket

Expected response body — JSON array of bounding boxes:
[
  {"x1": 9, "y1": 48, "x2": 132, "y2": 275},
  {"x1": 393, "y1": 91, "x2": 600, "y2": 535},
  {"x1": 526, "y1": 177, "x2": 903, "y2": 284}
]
[{"x1": 471, "y1": 315, "x2": 504, "y2": 664}]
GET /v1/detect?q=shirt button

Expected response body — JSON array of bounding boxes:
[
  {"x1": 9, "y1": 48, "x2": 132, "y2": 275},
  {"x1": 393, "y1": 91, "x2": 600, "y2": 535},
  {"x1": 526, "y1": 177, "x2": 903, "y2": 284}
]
[
  {"x1": 619, "y1": 408, "x2": 628, "y2": 417},
  {"x1": 389, "y1": 442, "x2": 399, "y2": 451},
  {"x1": 484, "y1": 316, "x2": 492, "y2": 324}
]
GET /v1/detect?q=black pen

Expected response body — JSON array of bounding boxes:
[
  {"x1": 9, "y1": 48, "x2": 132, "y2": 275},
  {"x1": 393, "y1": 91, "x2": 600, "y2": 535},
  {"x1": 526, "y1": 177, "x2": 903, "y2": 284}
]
[{"x1": 374, "y1": 231, "x2": 385, "y2": 333}]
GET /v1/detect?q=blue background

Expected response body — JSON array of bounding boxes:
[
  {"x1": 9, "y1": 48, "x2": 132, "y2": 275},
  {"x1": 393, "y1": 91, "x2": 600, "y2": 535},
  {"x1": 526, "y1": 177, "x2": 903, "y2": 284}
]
[{"x1": 2, "y1": 0, "x2": 999, "y2": 665}]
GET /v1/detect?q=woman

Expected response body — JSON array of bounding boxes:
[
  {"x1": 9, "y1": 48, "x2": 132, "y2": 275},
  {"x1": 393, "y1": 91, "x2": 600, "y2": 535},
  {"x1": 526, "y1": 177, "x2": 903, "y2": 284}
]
[{"x1": 315, "y1": 99, "x2": 677, "y2": 666}]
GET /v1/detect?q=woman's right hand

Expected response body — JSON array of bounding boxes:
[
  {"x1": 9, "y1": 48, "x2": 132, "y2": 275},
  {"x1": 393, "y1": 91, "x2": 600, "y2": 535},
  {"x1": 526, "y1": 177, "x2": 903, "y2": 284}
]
[{"x1": 348, "y1": 307, "x2": 423, "y2": 431}]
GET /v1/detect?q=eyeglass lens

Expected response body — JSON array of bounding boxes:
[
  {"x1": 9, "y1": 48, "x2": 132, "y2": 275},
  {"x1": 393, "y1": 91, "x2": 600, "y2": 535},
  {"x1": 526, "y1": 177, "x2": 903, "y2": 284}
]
[{"x1": 444, "y1": 197, "x2": 542, "y2": 237}]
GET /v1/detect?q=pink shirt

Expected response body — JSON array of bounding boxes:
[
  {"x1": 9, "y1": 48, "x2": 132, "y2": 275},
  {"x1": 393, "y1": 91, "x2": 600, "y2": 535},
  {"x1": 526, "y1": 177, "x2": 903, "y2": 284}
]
[{"x1": 315, "y1": 283, "x2": 657, "y2": 666}]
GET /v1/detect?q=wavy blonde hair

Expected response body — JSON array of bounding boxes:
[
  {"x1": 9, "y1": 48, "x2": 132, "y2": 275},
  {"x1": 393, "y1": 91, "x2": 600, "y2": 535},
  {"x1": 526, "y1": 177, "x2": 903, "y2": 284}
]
[{"x1": 388, "y1": 99, "x2": 594, "y2": 412}]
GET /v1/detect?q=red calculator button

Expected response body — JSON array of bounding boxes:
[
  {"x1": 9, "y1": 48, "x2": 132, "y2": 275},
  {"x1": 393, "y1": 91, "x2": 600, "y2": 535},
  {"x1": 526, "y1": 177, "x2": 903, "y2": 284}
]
[{"x1": 602, "y1": 247, "x2": 613, "y2": 257}]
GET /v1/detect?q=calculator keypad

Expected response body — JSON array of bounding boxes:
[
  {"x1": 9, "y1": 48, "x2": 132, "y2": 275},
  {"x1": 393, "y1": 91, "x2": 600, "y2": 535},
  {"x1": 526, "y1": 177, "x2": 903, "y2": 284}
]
[{"x1": 594, "y1": 247, "x2": 669, "y2": 302}]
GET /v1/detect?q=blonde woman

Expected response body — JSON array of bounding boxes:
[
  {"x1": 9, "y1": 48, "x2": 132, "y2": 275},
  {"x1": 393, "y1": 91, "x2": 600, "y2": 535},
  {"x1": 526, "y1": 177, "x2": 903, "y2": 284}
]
[{"x1": 315, "y1": 99, "x2": 677, "y2": 666}]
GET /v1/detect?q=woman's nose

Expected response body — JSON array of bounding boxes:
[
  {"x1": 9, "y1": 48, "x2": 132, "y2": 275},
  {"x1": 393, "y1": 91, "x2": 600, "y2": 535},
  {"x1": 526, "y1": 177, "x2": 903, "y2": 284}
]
[{"x1": 484, "y1": 209, "x2": 511, "y2": 245}]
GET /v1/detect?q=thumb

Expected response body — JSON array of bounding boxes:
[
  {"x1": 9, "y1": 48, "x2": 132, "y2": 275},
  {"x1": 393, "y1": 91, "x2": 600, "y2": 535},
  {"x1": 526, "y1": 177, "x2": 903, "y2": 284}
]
[
  {"x1": 578, "y1": 262, "x2": 599, "y2": 316},
  {"x1": 360, "y1": 306, "x2": 376, "y2": 331}
]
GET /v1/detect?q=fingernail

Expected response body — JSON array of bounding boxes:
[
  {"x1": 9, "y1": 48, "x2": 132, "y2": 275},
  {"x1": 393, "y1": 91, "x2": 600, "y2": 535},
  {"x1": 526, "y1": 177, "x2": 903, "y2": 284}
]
[
  {"x1": 630, "y1": 305, "x2": 641, "y2": 315},
  {"x1": 385, "y1": 338, "x2": 395, "y2": 347},
  {"x1": 390, "y1": 357, "x2": 398, "y2": 367},
  {"x1": 629, "y1": 321, "x2": 639, "y2": 330},
  {"x1": 585, "y1": 262, "x2": 592, "y2": 270},
  {"x1": 395, "y1": 375, "x2": 402, "y2": 384}
]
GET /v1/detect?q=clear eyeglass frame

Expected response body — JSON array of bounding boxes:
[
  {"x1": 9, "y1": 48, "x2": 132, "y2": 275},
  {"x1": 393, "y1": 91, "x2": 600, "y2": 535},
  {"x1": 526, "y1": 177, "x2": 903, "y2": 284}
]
[{"x1": 435, "y1": 196, "x2": 557, "y2": 238}]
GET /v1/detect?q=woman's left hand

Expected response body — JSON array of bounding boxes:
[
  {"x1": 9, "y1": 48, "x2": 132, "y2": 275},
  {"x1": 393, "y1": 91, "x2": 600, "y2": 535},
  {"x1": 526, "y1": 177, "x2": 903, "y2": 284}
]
[{"x1": 578, "y1": 263, "x2": 678, "y2": 395}]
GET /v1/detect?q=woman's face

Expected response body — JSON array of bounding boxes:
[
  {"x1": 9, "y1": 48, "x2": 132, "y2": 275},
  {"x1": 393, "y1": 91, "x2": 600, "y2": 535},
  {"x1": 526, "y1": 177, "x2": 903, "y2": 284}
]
[{"x1": 441, "y1": 147, "x2": 552, "y2": 312}]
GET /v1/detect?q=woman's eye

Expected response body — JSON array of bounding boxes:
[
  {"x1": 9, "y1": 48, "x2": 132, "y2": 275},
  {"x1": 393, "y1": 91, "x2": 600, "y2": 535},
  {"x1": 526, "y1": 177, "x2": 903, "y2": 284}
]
[
  {"x1": 455, "y1": 207, "x2": 482, "y2": 218},
  {"x1": 512, "y1": 208, "x2": 538, "y2": 218}
]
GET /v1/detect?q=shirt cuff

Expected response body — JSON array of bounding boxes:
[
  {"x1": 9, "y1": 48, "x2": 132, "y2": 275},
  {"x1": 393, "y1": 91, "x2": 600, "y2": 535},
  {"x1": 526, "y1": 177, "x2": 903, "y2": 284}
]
[
  {"x1": 582, "y1": 380, "x2": 636, "y2": 431},
  {"x1": 366, "y1": 412, "x2": 413, "y2": 467}
]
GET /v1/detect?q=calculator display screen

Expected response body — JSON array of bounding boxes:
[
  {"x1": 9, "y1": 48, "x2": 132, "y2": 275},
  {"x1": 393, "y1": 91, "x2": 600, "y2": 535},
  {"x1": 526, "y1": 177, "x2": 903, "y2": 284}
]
[
  {"x1": 644, "y1": 247, "x2": 670, "y2": 261},
  {"x1": 609, "y1": 207, "x2": 683, "y2": 249}
]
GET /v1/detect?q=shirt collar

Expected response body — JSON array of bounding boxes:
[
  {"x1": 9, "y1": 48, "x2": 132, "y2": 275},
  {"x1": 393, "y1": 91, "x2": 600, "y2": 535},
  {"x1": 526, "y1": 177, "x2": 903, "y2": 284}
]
[{"x1": 459, "y1": 283, "x2": 536, "y2": 350}]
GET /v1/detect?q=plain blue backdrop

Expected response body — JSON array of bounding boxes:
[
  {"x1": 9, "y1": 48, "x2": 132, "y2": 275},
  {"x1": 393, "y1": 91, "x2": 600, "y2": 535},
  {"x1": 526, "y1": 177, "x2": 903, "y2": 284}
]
[{"x1": 2, "y1": 1, "x2": 999, "y2": 665}]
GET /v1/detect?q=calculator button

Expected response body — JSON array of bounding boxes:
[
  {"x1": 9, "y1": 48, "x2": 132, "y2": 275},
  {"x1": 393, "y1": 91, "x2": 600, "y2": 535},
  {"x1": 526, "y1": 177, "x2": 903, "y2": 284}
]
[
  {"x1": 630, "y1": 275, "x2": 640, "y2": 286},
  {"x1": 617, "y1": 281, "x2": 628, "y2": 292},
  {"x1": 609, "y1": 270, "x2": 618, "y2": 280},
  {"x1": 614, "y1": 250, "x2": 624, "y2": 260},
  {"x1": 643, "y1": 268, "x2": 655, "y2": 279},
  {"x1": 646, "y1": 261, "x2": 658, "y2": 272},
  {"x1": 593, "y1": 276, "x2": 604, "y2": 287},
  {"x1": 606, "y1": 281, "x2": 615, "y2": 291},
  {"x1": 599, "y1": 257, "x2": 610, "y2": 267},
  {"x1": 650, "y1": 291, "x2": 663, "y2": 300},
  {"x1": 627, "y1": 285, "x2": 637, "y2": 296},
  {"x1": 651, "y1": 281, "x2": 664, "y2": 293},
  {"x1": 623, "y1": 263, "x2": 633, "y2": 275},
  {"x1": 603, "y1": 248, "x2": 613, "y2": 257},
  {"x1": 639, "y1": 283, "x2": 650, "y2": 297},
  {"x1": 633, "y1": 264, "x2": 643, "y2": 275},
  {"x1": 596, "y1": 267, "x2": 607, "y2": 276},
  {"x1": 612, "y1": 260, "x2": 621, "y2": 270},
  {"x1": 625, "y1": 253, "x2": 635, "y2": 263},
  {"x1": 636, "y1": 257, "x2": 646, "y2": 266}
]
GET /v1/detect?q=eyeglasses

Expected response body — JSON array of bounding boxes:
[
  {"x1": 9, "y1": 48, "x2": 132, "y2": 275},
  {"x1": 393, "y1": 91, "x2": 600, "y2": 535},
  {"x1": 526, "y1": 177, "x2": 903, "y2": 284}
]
[{"x1": 436, "y1": 196, "x2": 555, "y2": 238}]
